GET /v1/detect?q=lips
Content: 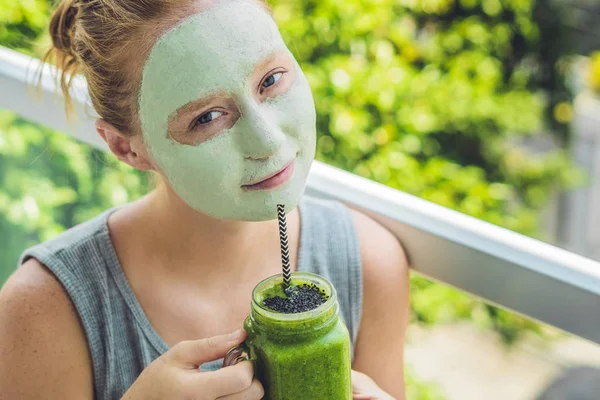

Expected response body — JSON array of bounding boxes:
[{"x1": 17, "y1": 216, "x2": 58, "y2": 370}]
[{"x1": 242, "y1": 160, "x2": 296, "y2": 191}]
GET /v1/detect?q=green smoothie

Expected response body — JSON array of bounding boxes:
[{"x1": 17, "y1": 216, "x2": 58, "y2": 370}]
[{"x1": 244, "y1": 272, "x2": 352, "y2": 400}]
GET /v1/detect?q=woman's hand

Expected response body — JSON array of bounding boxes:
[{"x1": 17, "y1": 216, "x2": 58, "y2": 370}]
[
  {"x1": 352, "y1": 370, "x2": 396, "y2": 400},
  {"x1": 121, "y1": 330, "x2": 263, "y2": 400}
]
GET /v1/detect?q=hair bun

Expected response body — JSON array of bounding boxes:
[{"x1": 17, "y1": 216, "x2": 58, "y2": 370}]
[{"x1": 48, "y1": 0, "x2": 79, "y2": 57}]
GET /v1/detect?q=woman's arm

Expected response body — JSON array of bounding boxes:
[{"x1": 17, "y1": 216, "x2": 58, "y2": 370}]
[
  {"x1": 351, "y1": 210, "x2": 410, "y2": 400},
  {"x1": 0, "y1": 259, "x2": 94, "y2": 399}
]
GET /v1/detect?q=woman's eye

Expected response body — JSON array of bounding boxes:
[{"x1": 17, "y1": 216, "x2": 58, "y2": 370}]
[
  {"x1": 261, "y1": 72, "x2": 283, "y2": 90},
  {"x1": 195, "y1": 110, "x2": 224, "y2": 126}
]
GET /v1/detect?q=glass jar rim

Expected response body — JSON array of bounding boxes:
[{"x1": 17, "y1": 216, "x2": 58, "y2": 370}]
[{"x1": 251, "y1": 272, "x2": 337, "y2": 322}]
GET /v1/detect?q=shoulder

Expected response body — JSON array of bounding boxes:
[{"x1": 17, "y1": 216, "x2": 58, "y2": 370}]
[
  {"x1": 0, "y1": 259, "x2": 93, "y2": 398},
  {"x1": 0, "y1": 258, "x2": 75, "y2": 337},
  {"x1": 300, "y1": 196, "x2": 409, "y2": 285}
]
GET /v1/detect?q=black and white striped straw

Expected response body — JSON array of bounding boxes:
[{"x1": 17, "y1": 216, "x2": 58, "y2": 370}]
[{"x1": 277, "y1": 204, "x2": 292, "y2": 289}]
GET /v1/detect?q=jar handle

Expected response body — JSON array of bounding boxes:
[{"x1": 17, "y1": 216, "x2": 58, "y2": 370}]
[{"x1": 223, "y1": 344, "x2": 251, "y2": 367}]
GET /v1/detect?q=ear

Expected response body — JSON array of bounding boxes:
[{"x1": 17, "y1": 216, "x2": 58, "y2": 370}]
[{"x1": 96, "y1": 119, "x2": 153, "y2": 171}]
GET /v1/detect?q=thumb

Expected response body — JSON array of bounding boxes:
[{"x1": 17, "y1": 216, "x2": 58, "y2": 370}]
[{"x1": 171, "y1": 329, "x2": 247, "y2": 366}]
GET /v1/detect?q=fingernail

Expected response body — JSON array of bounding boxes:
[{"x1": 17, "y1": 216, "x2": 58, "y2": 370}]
[{"x1": 228, "y1": 329, "x2": 242, "y2": 341}]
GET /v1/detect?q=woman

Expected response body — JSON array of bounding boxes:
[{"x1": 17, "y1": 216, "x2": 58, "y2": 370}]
[{"x1": 0, "y1": 0, "x2": 409, "y2": 399}]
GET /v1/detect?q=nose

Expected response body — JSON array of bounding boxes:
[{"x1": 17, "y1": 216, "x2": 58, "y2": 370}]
[{"x1": 235, "y1": 101, "x2": 286, "y2": 160}]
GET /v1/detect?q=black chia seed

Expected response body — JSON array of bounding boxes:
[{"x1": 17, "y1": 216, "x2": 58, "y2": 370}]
[{"x1": 263, "y1": 283, "x2": 329, "y2": 313}]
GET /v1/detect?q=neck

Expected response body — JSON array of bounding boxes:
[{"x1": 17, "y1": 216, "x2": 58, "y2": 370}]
[{"x1": 126, "y1": 181, "x2": 294, "y2": 285}]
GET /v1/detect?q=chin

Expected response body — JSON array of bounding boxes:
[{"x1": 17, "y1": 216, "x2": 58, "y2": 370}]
[
  {"x1": 252, "y1": 199, "x2": 302, "y2": 222},
  {"x1": 235, "y1": 191, "x2": 304, "y2": 222},
  {"x1": 236, "y1": 184, "x2": 308, "y2": 221},
  {"x1": 183, "y1": 191, "x2": 306, "y2": 222}
]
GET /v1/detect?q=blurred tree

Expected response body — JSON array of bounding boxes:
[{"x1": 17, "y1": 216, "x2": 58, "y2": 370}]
[
  {"x1": 272, "y1": 0, "x2": 581, "y2": 343},
  {"x1": 589, "y1": 51, "x2": 600, "y2": 94},
  {"x1": 0, "y1": 0, "x2": 49, "y2": 51},
  {"x1": 0, "y1": 111, "x2": 149, "y2": 284}
]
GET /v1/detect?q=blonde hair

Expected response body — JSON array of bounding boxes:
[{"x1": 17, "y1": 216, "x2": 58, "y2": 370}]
[{"x1": 43, "y1": 0, "x2": 271, "y2": 136}]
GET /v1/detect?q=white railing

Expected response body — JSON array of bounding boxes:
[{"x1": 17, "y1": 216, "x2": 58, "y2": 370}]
[{"x1": 3, "y1": 45, "x2": 600, "y2": 344}]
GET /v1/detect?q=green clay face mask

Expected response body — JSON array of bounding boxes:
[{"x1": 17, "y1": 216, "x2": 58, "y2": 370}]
[{"x1": 139, "y1": 1, "x2": 316, "y2": 221}]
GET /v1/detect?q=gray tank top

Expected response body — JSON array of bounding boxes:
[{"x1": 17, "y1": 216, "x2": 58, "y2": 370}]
[{"x1": 18, "y1": 196, "x2": 363, "y2": 400}]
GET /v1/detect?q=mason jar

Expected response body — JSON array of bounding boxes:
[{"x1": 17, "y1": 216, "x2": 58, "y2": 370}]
[{"x1": 224, "y1": 272, "x2": 352, "y2": 399}]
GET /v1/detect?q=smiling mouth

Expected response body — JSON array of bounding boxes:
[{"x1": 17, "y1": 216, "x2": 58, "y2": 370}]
[{"x1": 242, "y1": 160, "x2": 296, "y2": 191}]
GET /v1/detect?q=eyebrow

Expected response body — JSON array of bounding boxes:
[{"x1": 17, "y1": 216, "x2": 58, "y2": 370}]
[{"x1": 172, "y1": 93, "x2": 223, "y2": 119}]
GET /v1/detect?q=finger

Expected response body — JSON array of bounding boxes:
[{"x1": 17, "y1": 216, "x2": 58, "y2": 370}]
[
  {"x1": 171, "y1": 330, "x2": 247, "y2": 366},
  {"x1": 216, "y1": 378, "x2": 264, "y2": 400},
  {"x1": 201, "y1": 360, "x2": 254, "y2": 398}
]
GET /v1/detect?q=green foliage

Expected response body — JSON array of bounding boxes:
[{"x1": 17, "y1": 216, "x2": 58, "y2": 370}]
[
  {"x1": 271, "y1": 0, "x2": 580, "y2": 345},
  {"x1": 589, "y1": 52, "x2": 600, "y2": 94},
  {"x1": 406, "y1": 367, "x2": 446, "y2": 400},
  {"x1": 274, "y1": 0, "x2": 578, "y2": 238},
  {"x1": 0, "y1": 0, "x2": 49, "y2": 53},
  {"x1": 411, "y1": 277, "x2": 545, "y2": 344}
]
